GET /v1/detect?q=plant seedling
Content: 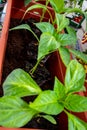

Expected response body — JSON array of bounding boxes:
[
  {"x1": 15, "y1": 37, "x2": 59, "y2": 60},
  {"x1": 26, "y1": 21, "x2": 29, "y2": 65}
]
[{"x1": 0, "y1": 60, "x2": 87, "y2": 130}]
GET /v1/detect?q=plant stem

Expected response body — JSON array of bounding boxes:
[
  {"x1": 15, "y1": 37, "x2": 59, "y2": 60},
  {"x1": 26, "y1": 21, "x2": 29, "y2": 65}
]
[
  {"x1": 29, "y1": 59, "x2": 41, "y2": 75},
  {"x1": 40, "y1": 0, "x2": 49, "y2": 22},
  {"x1": 30, "y1": 29, "x2": 40, "y2": 43},
  {"x1": 64, "y1": 109, "x2": 70, "y2": 115}
]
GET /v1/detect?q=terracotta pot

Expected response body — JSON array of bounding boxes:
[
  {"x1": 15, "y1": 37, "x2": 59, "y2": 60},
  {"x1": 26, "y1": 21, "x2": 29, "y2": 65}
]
[
  {"x1": 0, "y1": 0, "x2": 12, "y2": 83},
  {"x1": 0, "y1": 1, "x2": 66, "y2": 129},
  {"x1": 11, "y1": 0, "x2": 55, "y2": 22},
  {"x1": 1, "y1": 0, "x2": 87, "y2": 130},
  {"x1": 11, "y1": 3, "x2": 67, "y2": 129},
  {"x1": 49, "y1": 52, "x2": 87, "y2": 120},
  {"x1": 0, "y1": 127, "x2": 41, "y2": 130},
  {"x1": 46, "y1": 51, "x2": 66, "y2": 83}
]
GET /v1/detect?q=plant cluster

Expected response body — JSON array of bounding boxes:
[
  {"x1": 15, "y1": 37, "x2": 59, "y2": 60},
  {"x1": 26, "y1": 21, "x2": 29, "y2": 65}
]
[
  {"x1": 0, "y1": 0, "x2": 87, "y2": 130},
  {"x1": 1, "y1": 60, "x2": 87, "y2": 130}
]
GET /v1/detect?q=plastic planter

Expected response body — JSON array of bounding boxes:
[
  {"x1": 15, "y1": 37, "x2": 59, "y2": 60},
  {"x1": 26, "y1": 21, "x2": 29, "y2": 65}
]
[
  {"x1": 1, "y1": 0, "x2": 87, "y2": 129},
  {"x1": 0, "y1": 0, "x2": 12, "y2": 83},
  {"x1": 11, "y1": 0, "x2": 55, "y2": 22},
  {"x1": 0, "y1": 128, "x2": 41, "y2": 130}
]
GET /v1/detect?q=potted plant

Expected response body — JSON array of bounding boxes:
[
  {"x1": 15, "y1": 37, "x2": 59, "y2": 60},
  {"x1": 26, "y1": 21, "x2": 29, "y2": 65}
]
[
  {"x1": 0, "y1": 60, "x2": 87, "y2": 130},
  {"x1": 11, "y1": 0, "x2": 55, "y2": 22},
  {"x1": 1, "y1": 0, "x2": 87, "y2": 129}
]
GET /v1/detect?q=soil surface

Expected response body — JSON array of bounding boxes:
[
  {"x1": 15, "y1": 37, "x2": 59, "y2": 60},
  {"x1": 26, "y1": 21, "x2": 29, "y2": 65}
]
[{"x1": 2, "y1": 19, "x2": 52, "y2": 87}]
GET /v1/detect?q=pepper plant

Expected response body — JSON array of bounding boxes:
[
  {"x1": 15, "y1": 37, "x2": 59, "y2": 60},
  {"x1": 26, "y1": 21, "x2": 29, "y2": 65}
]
[
  {"x1": 10, "y1": 13, "x2": 87, "y2": 74},
  {"x1": 5, "y1": 0, "x2": 87, "y2": 129},
  {"x1": 0, "y1": 60, "x2": 87, "y2": 130}
]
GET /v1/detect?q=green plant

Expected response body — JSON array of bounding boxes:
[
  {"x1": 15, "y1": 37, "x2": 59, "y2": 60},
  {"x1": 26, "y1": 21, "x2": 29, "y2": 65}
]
[
  {"x1": 3, "y1": 0, "x2": 87, "y2": 129},
  {"x1": 10, "y1": 13, "x2": 87, "y2": 74},
  {"x1": 0, "y1": 60, "x2": 87, "y2": 130}
]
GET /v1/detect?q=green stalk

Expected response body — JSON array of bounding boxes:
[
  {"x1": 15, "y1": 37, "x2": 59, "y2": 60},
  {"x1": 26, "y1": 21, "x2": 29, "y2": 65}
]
[
  {"x1": 40, "y1": 0, "x2": 49, "y2": 22},
  {"x1": 64, "y1": 109, "x2": 70, "y2": 116},
  {"x1": 30, "y1": 29, "x2": 39, "y2": 43},
  {"x1": 29, "y1": 59, "x2": 41, "y2": 75}
]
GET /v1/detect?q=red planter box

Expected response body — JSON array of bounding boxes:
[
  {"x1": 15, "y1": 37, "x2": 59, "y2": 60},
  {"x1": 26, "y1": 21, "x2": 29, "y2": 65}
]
[
  {"x1": 0, "y1": 0, "x2": 87, "y2": 130},
  {"x1": 0, "y1": 0, "x2": 12, "y2": 83},
  {"x1": 0, "y1": 128, "x2": 40, "y2": 130},
  {"x1": 11, "y1": 0, "x2": 55, "y2": 22}
]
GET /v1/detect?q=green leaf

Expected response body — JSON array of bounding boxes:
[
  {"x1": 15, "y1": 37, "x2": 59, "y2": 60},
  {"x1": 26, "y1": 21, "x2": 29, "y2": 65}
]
[
  {"x1": 50, "y1": 0, "x2": 64, "y2": 13},
  {"x1": 69, "y1": 49, "x2": 87, "y2": 63},
  {"x1": 0, "y1": 96, "x2": 37, "y2": 127},
  {"x1": 67, "y1": 113, "x2": 87, "y2": 130},
  {"x1": 30, "y1": 90, "x2": 64, "y2": 115},
  {"x1": 10, "y1": 24, "x2": 39, "y2": 42},
  {"x1": 64, "y1": 7, "x2": 84, "y2": 15},
  {"x1": 24, "y1": 0, "x2": 32, "y2": 6},
  {"x1": 10, "y1": 24, "x2": 31, "y2": 31},
  {"x1": 65, "y1": 60, "x2": 86, "y2": 93},
  {"x1": 24, "y1": 4, "x2": 50, "y2": 19},
  {"x1": 24, "y1": 3, "x2": 47, "y2": 13},
  {"x1": 59, "y1": 47, "x2": 70, "y2": 67},
  {"x1": 35, "y1": 22, "x2": 55, "y2": 34},
  {"x1": 42, "y1": 115, "x2": 57, "y2": 124},
  {"x1": 54, "y1": 77, "x2": 66, "y2": 100},
  {"x1": 56, "y1": 13, "x2": 69, "y2": 32},
  {"x1": 57, "y1": 33, "x2": 76, "y2": 46},
  {"x1": 65, "y1": 94, "x2": 87, "y2": 112},
  {"x1": 37, "y1": 32, "x2": 60, "y2": 60},
  {"x1": 3, "y1": 69, "x2": 42, "y2": 97},
  {"x1": 66, "y1": 26, "x2": 77, "y2": 43}
]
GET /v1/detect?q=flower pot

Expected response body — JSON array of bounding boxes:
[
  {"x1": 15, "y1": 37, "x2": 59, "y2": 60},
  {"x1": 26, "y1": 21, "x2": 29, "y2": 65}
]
[
  {"x1": 0, "y1": 127, "x2": 40, "y2": 130},
  {"x1": 0, "y1": 0, "x2": 12, "y2": 83},
  {"x1": 11, "y1": 0, "x2": 55, "y2": 22},
  {"x1": 0, "y1": 1, "x2": 67, "y2": 129},
  {"x1": 1, "y1": 1, "x2": 87, "y2": 130},
  {"x1": 46, "y1": 51, "x2": 66, "y2": 83}
]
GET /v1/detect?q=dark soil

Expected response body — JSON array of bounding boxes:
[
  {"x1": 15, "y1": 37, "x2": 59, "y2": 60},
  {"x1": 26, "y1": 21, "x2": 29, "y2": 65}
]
[
  {"x1": 0, "y1": 18, "x2": 60, "y2": 129},
  {"x1": 2, "y1": 18, "x2": 52, "y2": 87},
  {"x1": 0, "y1": 18, "x2": 68, "y2": 130}
]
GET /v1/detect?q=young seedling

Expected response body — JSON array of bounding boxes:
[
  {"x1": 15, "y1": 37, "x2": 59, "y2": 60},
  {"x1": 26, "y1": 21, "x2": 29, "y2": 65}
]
[
  {"x1": 10, "y1": 12, "x2": 87, "y2": 75},
  {"x1": 0, "y1": 60, "x2": 87, "y2": 130}
]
